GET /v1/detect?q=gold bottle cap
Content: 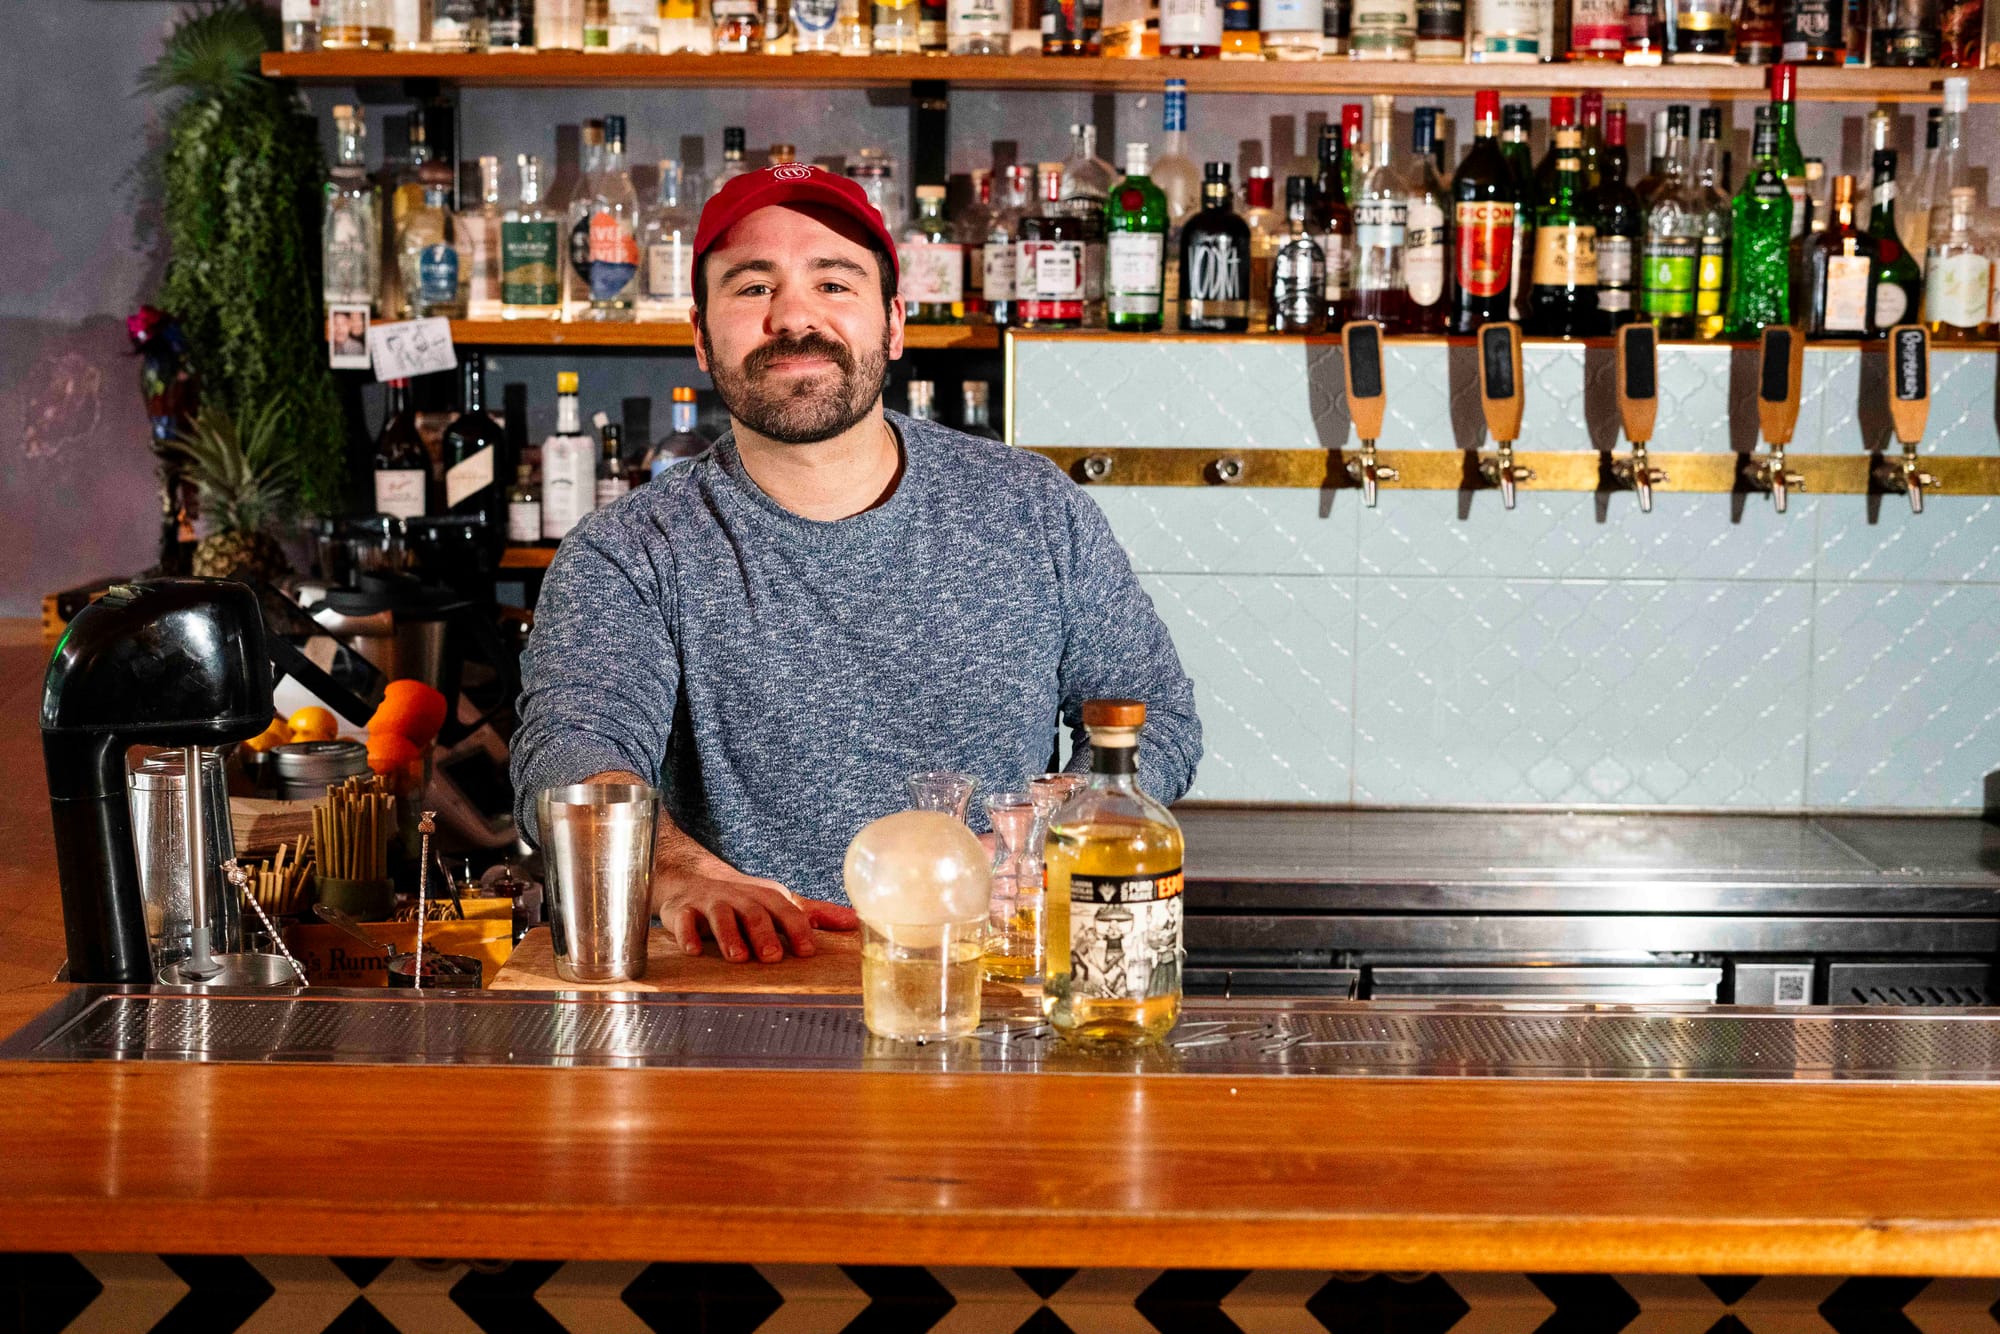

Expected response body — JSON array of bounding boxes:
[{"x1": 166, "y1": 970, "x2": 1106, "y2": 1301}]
[{"x1": 557, "y1": 371, "x2": 579, "y2": 393}]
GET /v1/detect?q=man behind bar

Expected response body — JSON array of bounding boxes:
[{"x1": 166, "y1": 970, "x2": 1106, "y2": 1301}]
[{"x1": 511, "y1": 164, "x2": 1201, "y2": 963}]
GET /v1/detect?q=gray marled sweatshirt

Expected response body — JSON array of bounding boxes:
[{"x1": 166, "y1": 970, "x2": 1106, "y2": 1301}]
[{"x1": 510, "y1": 411, "x2": 1202, "y2": 905}]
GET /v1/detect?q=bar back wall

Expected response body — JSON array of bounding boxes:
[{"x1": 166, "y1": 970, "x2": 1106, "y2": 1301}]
[{"x1": 1012, "y1": 337, "x2": 2000, "y2": 814}]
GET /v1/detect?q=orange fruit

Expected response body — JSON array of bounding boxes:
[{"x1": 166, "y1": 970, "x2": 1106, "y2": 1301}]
[
  {"x1": 371, "y1": 680, "x2": 448, "y2": 743},
  {"x1": 365, "y1": 730, "x2": 420, "y2": 776},
  {"x1": 243, "y1": 718, "x2": 291, "y2": 753},
  {"x1": 287, "y1": 706, "x2": 338, "y2": 742}
]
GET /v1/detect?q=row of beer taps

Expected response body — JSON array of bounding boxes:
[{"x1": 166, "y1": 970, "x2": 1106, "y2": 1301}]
[{"x1": 1336, "y1": 321, "x2": 1943, "y2": 515}]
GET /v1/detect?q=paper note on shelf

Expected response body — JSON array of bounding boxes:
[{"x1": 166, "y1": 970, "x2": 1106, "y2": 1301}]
[{"x1": 367, "y1": 317, "x2": 457, "y2": 382}]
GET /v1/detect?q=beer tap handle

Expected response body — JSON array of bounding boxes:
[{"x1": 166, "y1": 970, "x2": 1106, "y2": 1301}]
[
  {"x1": 1757, "y1": 325, "x2": 1805, "y2": 451},
  {"x1": 1617, "y1": 322, "x2": 1659, "y2": 450},
  {"x1": 1886, "y1": 324, "x2": 1936, "y2": 515},
  {"x1": 1342, "y1": 320, "x2": 1393, "y2": 507},
  {"x1": 1478, "y1": 323, "x2": 1528, "y2": 510}
]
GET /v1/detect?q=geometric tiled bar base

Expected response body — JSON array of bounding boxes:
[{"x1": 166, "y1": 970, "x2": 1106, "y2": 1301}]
[{"x1": 8, "y1": 1255, "x2": 2000, "y2": 1333}]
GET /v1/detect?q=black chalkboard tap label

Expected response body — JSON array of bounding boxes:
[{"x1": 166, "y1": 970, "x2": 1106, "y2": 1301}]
[
  {"x1": 1481, "y1": 324, "x2": 1516, "y2": 400},
  {"x1": 1893, "y1": 325, "x2": 1928, "y2": 401}
]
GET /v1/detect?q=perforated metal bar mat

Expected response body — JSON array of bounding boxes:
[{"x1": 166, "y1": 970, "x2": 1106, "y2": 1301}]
[{"x1": 10, "y1": 988, "x2": 2000, "y2": 1082}]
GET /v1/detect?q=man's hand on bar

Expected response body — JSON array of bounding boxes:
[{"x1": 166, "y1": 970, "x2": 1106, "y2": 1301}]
[{"x1": 581, "y1": 770, "x2": 859, "y2": 963}]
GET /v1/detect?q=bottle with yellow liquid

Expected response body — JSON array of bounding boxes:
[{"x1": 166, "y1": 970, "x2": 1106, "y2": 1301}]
[{"x1": 1046, "y1": 699, "x2": 1185, "y2": 1048}]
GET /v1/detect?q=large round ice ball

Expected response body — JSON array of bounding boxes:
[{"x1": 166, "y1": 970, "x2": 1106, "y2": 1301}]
[{"x1": 844, "y1": 811, "x2": 992, "y2": 926}]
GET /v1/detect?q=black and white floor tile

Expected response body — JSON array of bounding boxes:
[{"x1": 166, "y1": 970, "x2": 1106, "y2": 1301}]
[{"x1": 6, "y1": 1256, "x2": 2000, "y2": 1333}]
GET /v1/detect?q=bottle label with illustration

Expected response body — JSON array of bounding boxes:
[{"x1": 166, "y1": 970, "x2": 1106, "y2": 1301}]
[
  {"x1": 1642, "y1": 237, "x2": 1698, "y2": 317},
  {"x1": 898, "y1": 240, "x2": 966, "y2": 303},
  {"x1": 1454, "y1": 200, "x2": 1515, "y2": 298},
  {"x1": 1874, "y1": 278, "x2": 1910, "y2": 326},
  {"x1": 502, "y1": 220, "x2": 560, "y2": 306},
  {"x1": 983, "y1": 241, "x2": 1017, "y2": 300},
  {"x1": 1107, "y1": 232, "x2": 1165, "y2": 313},
  {"x1": 1183, "y1": 233, "x2": 1245, "y2": 302},
  {"x1": 1533, "y1": 224, "x2": 1598, "y2": 288},
  {"x1": 794, "y1": 0, "x2": 842, "y2": 31},
  {"x1": 374, "y1": 469, "x2": 427, "y2": 520},
  {"x1": 1068, "y1": 867, "x2": 1184, "y2": 1003},
  {"x1": 1822, "y1": 254, "x2": 1872, "y2": 332},
  {"x1": 587, "y1": 212, "x2": 640, "y2": 300},
  {"x1": 1925, "y1": 252, "x2": 1991, "y2": 328},
  {"x1": 445, "y1": 446, "x2": 496, "y2": 510},
  {"x1": 1405, "y1": 199, "x2": 1447, "y2": 306}
]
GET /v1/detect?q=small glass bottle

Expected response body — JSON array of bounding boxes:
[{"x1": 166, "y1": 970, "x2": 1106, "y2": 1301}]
[
  {"x1": 505, "y1": 464, "x2": 542, "y2": 546},
  {"x1": 321, "y1": 0, "x2": 394, "y2": 48},
  {"x1": 1042, "y1": 0, "x2": 1104, "y2": 51},
  {"x1": 595, "y1": 422, "x2": 630, "y2": 510},
  {"x1": 1781, "y1": 0, "x2": 1843, "y2": 60},
  {"x1": 845, "y1": 146, "x2": 903, "y2": 236},
  {"x1": 961, "y1": 381, "x2": 1004, "y2": 439},
  {"x1": 900, "y1": 185, "x2": 966, "y2": 324},
  {"x1": 639, "y1": 160, "x2": 696, "y2": 323},
  {"x1": 1414, "y1": 0, "x2": 1465, "y2": 56},
  {"x1": 983, "y1": 793, "x2": 1045, "y2": 984},
  {"x1": 1046, "y1": 699, "x2": 1185, "y2": 1051},
  {"x1": 399, "y1": 182, "x2": 466, "y2": 319},
  {"x1": 459, "y1": 155, "x2": 506, "y2": 320},
  {"x1": 1671, "y1": 0, "x2": 1738, "y2": 58}
]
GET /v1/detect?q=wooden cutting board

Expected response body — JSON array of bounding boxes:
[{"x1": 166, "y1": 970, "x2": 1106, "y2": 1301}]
[{"x1": 493, "y1": 925, "x2": 868, "y2": 994}]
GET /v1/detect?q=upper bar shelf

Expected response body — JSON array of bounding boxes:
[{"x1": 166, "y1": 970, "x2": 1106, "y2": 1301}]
[{"x1": 261, "y1": 51, "x2": 2000, "y2": 102}]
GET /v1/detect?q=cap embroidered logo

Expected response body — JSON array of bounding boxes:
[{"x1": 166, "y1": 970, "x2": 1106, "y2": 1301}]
[{"x1": 771, "y1": 164, "x2": 815, "y2": 181}]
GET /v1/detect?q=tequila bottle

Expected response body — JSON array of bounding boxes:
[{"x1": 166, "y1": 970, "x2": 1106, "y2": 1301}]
[
  {"x1": 324, "y1": 106, "x2": 381, "y2": 313},
  {"x1": 582, "y1": 115, "x2": 641, "y2": 321},
  {"x1": 639, "y1": 161, "x2": 696, "y2": 323},
  {"x1": 1047, "y1": 700, "x2": 1185, "y2": 1050},
  {"x1": 1723, "y1": 108, "x2": 1794, "y2": 339}
]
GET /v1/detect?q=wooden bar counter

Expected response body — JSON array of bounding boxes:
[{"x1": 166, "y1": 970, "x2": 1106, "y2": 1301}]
[{"x1": 4, "y1": 944, "x2": 2000, "y2": 1278}]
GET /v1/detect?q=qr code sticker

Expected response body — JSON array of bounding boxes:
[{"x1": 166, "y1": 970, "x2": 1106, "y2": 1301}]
[{"x1": 1775, "y1": 970, "x2": 1810, "y2": 1004}]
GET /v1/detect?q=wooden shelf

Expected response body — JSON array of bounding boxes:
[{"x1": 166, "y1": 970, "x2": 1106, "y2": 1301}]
[
  {"x1": 451, "y1": 319, "x2": 998, "y2": 349},
  {"x1": 264, "y1": 50, "x2": 2000, "y2": 101},
  {"x1": 501, "y1": 545, "x2": 557, "y2": 568}
]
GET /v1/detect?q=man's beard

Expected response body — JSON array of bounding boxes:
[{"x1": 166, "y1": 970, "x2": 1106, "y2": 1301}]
[{"x1": 704, "y1": 327, "x2": 890, "y2": 445}]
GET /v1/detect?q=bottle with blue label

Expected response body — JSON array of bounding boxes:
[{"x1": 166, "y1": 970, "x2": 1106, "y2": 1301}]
[{"x1": 398, "y1": 182, "x2": 466, "y2": 319}]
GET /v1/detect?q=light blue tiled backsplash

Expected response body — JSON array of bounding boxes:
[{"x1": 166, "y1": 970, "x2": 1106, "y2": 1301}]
[{"x1": 1012, "y1": 336, "x2": 2000, "y2": 813}]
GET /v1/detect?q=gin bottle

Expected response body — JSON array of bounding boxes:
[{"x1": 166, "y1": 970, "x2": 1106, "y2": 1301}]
[
  {"x1": 323, "y1": 106, "x2": 381, "y2": 313},
  {"x1": 564, "y1": 119, "x2": 604, "y2": 319},
  {"x1": 983, "y1": 164, "x2": 1032, "y2": 329},
  {"x1": 1106, "y1": 142, "x2": 1168, "y2": 332},
  {"x1": 900, "y1": 186, "x2": 965, "y2": 324},
  {"x1": 502, "y1": 154, "x2": 562, "y2": 321},
  {"x1": 639, "y1": 160, "x2": 696, "y2": 323},
  {"x1": 1047, "y1": 699, "x2": 1185, "y2": 1050},
  {"x1": 581, "y1": 115, "x2": 641, "y2": 321}
]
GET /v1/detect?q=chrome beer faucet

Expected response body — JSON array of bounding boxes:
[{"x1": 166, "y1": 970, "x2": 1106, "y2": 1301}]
[
  {"x1": 1476, "y1": 322, "x2": 1533, "y2": 509},
  {"x1": 1874, "y1": 323, "x2": 1942, "y2": 514},
  {"x1": 1746, "y1": 326, "x2": 1807, "y2": 514},
  {"x1": 1341, "y1": 320, "x2": 1398, "y2": 507},
  {"x1": 1611, "y1": 322, "x2": 1670, "y2": 512}
]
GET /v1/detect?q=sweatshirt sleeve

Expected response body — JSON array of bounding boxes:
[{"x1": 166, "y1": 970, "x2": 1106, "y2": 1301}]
[
  {"x1": 509, "y1": 510, "x2": 680, "y2": 844},
  {"x1": 1053, "y1": 483, "x2": 1203, "y2": 802}
]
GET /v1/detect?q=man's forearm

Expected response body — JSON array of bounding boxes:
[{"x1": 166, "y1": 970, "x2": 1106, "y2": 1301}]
[{"x1": 581, "y1": 770, "x2": 733, "y2": 878}]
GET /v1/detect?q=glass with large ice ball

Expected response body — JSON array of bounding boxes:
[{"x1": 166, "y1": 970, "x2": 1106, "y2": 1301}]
[{"x1": 844, "y1": 810, "x2": 992, "y2": 1041}]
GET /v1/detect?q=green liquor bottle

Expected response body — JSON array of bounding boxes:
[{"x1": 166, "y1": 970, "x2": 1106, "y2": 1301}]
[
  {"x1": 1640, "y1": 105, "x2": 1697, "y2": 339},
  {"x1": 1863, "y1": 112, "x2": 1922, "y2": 334},
  {"x1": 1723, "y1": 107, "x2": 1794, "y2": 340},
  {"x1": 1769, "y1": 63, "x2": 1810, "y2": 239},
  {"x1": 1106, "y1": 142, "x2": 1169, "y2": 332},
  {"x1": 1528, "y1": 122, "x2": 1601, "y2": 338}
]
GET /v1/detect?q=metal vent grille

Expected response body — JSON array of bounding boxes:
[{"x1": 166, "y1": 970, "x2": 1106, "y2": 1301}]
[
  {"x1": 13, "y1": 990, "x2": 2000, "y2": 1083},
  {"x1": 1851, "y1": 984, "x2": 1992, "y2": 1008}
]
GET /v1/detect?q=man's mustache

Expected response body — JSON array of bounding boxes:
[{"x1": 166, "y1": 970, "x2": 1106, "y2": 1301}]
[{"x1": 744, "y1": 334, "x2": 855, "y2": 377}]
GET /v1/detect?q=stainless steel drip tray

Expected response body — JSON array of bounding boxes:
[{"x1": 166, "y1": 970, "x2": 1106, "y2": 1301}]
[{"x1": 11, "y1": 987, "x2": 2000, "y2": 1082}]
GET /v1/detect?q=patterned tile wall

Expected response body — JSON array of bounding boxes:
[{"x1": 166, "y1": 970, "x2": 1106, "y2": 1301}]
[{"x1": 1020, "y1": 339, "x2": 2000, "y2": 812}]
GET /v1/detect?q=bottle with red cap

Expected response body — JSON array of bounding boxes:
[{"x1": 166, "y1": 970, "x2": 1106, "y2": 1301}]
[
  {"x1": 1588, "y1": 103, "x2": 1643, "y2": 329},
  {"x1": 1451, "y1": 89, "x2": 1520, "y2": 334},
  {"x1": 1531, "y1": 94, "x2": 1579, "y2": 216},
  {"x1": 1768, "y1": 64, "x2": 1811, "y2": 238}
]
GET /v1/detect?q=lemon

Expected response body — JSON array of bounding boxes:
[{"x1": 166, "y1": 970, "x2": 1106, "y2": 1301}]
[{"x1": 287, "y1": 706, "x2": 338, "y2": 742}]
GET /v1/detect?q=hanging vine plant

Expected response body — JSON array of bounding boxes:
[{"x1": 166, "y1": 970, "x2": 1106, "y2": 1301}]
[{"x1": 142, "y1": 0, "x2": 348, "y2": 515}]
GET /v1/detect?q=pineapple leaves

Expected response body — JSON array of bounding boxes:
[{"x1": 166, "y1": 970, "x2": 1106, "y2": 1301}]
[
  {"x1": 139, "y1": 1, "x2": 276, "y2": 97},
  {"x1": 164, "y1": 401, "x2": 299, "y2": 536}
]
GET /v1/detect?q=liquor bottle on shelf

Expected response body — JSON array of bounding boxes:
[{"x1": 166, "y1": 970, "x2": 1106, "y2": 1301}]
[
  {"x1": 1341, "y1": 103, "x2": 1368, "y2": 206},
  {"x1": 1265, "y1": 0, "x2": 1327, "y2": 53},
  {"x1": 1531, "y1": 95, "x2": 1576, "y2": 216},
  {"x1": 1107, "y1": 142, "x2": 1169, "y2": 332},
  {"x1": 901, "y1": 186, "x2": 966, "y2": 324},
  {"x1": 1920, "y1": 80, "x2": 1972, "y2": 264},
  {"x1": 1180, "y1": 162, "x2": 1251, "y2": 332},
  {"x1": 505, "y1": 465, "x2": 541, "y2": 546},
  {"x1": 322, "y1": 0, "x2": 393, "y2": 47},
  {"x1": 1641, "y1": 105, "x2": 1697, "y2": 338},
  {"x1": 594, "y1": 422, "x2": 630, "y2": 510},
  {"x1": 1737, "y1": 0, "x2": 1782, "y2": 58},
  {"x1": 950, "y1": 0, "x2": 1010, "y2": 49},
  {"x1": 1163, "y1": 0, "x2": 1224, "y2": 53},
  {"x1": 1805, "y1": 175, "x2": 1880, "y2": 339},
  {"x1": 1864, "y1": 115, "x2": 1923, "y2": 331},
  {"x1": 581, "y1": 116, "x2": 641, "y2": 321},
  {"x1": 1153, "y1": 80, "x2": 1202, "y2": 238},
  {"x1": 374, "y1": 379, "x2": 430, "y2": 521},
  {"x1": 324, "y1": 106, "x2": 380, "y2": 317},
  {"x1": 1925, "y1": 187, "x2": 1990, "y2": 341},
  {"x1": 984, "y1": 164, "x2": 1032, "y2": 328},
  {"x1": 1781, "y1": 0, "x2": 1842, "y2": 59},
  {"x1": 1906, "y1": 107, "x2": 1945, "y2": 269},
  {"x1": 1045, "y1": 699, "x2": 1185, "y2": 1051},
  {"x1": 1269, "y1": 177, "x2": 1327, "y2": 334},
  {"x1": 1220, "y1": 0, "x2": 1261, "y2": 54},
  {"x1": 1352, "y1": 96, "x2": 1408, "y2": 329},
  {"x1": 648, "y1": 387, "x2": 710, "y2": 476},
  {"x1": 386, "y1": 109, "x2": 452, "y2": 320},
  {"x1": 639, "y1": 160, "x2": 695, "y2": 324},
  {"x1": 1941, "y1": 0, "x2": 1983, "y2": 64},
  {"x1": 1043, "y1": 0, "x2": 1105, "y2": 51},
  {"x1": 1589, "y1": 104, "x2": 1642, "y2": 329},
  {"x1": 429, "y1": 0, "x2": 489, "y2": 47},
  {"x1": 538, "y1": 0, "x2": 587, "y2": 47},
  {"x1": 1452, "y1": 91, "x2": 1517, "y2": 335},
  {"x1": 1672, "y1": 0, "x2": 1738, "y2": 57},
  {"x1": 1768, "y1": 65, "x2": 1810, "y2": 239},
  {"x1": 459, "y1": 155, "x2": 505, "y2": 321},
  {"x1": 1804, "y1": 157, "x2": 1827, "y2": 236},
  {"x1": 960, "y1": 382, "x2": 1005, "y2": 440},
  {"x1": 1872, "y1": 0, "x2": 1942, "y2": 62},
  {"x1": 1018, "y1": 163, "x2": 1087, "y2": 330},
  {"x1": 1352, "y1": 0, "x2": 1417, "y2": 55},
  {"x1": 716, "y1": 0, "x2": 765, "y2": 50},
  {"x1": 1323, "y1": 0, "x2": 1353, "y2": 50},
  {"x1": 502, "y1": 155, "x2": 562, "y2": 322},
  {"x1": 389, "y1": 0, "x2": 425, "y2": 50},
  {"x1": 659, "y1": 0, "x2": 707, "y2": 48},
  {"x1": 709, "y1": 128, "x2": 749, "y2": 205},
  {"x1": 1578, "y1": 89, "x2": 1606, "y2": 191},
  {"x1": 283, "y1": 0, "x2": 318, "y2": 50},
  {"x1": 565, "y1": 119, "x2": 605, "y2": 320},
  {"x1": 442, "y1": 353, "x2": 508, "y2": 543},
  {"x1": 1501, "y1": 103, "x2": 1535, "y2": 320},
  {"x1": 1427, "y1": 105, "x2": 1449, "y2": 175},
  {"x1": 920, "y1": 0, "x2": 949, "y2": 50},
  {"x1": 762, "y1": 0, "x2": 797, "y2": 54},
  {"x1": 1529, "y1": 118, "x2": 1600, "y2": 337},
  {"x1": 1415, "y1": 0, "x2": 1466, "y2": 57},
  {"x1": 1315, "y1": 122, "x2": 1355, "y2": 325},
  {"x1": 1623, "y1": 0, "x2": 1665, "y2": 59},
  {"x1": 789, "y1": 0, "x2": 838, "y2": 48},
  {"x1": 542, "y1": 373, "x2": 595, "y2": 541},
  {"x1": 1405, "y1": 108, "x2": 1451, "y2": 335},
  {"x1": 1691, "y1": 107, "x2": 1732, "y2": 339},
  {"x1": 1473, "y1": 0, "x2": 1542, "y2": 56},
  {"x1": 960, "y1": 170, "x2": 993, "y2": 322},
  {"x1": 904, "y1": 381, "x2": 940, "y2": 422},
  {"x1": 1243, "y1": 167, "x2": 1282, "y2": 329},
  {"x1": 848, "y1": 146, "x2": 904, "y2": 237},
  {"x1": 1061, "y1": 125, "x2": 1114, "y2": 327},
  {"x1": 399, "y1": 179, "x2": 466, "y2": 319},
  {"x1": 1634, "y1": 108, "x2": 1672, "y2": 207},
  {"x1": 1723, "y1": 107, "x2": 1794, "y2": 339},
  {"x1": 1570, "y1": 0, "x2": 1623, "y2": 59}
]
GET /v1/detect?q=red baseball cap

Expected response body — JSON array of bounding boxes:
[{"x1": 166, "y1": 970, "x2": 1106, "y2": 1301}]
[{"x1": 692, "y1": 162, "x2": 900, "y2": 285}]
